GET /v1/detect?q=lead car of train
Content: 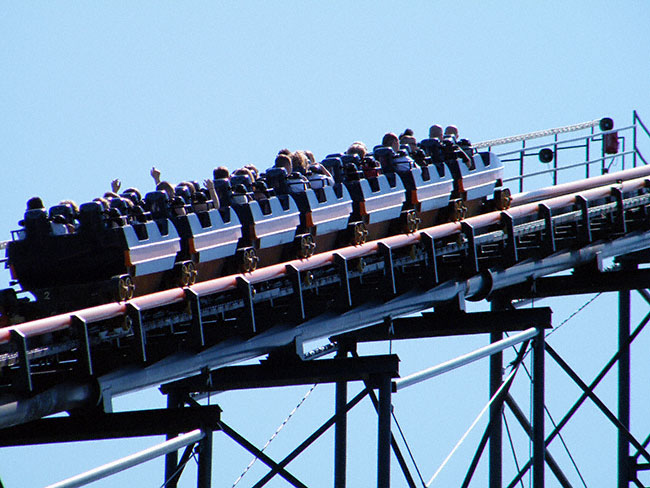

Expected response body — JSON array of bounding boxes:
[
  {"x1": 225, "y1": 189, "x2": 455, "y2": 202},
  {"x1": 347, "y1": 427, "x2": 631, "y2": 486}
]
[{"x1": 0, "y1": 136, "x2": 510, "y2": 323}]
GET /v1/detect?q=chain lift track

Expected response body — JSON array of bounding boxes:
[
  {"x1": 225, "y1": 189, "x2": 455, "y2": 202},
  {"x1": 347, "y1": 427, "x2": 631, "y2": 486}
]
[{"x1": 3, "y1": 172, "x2": 650, "y2": 425}]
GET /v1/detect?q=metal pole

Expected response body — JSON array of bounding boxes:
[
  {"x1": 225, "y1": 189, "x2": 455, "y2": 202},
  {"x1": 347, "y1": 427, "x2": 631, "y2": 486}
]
[
  {"x1": 533, "y1": 328, "x2": 545, "y2": 487},
  {"x1": 553, "y1": 134, "x2": 558, "y2": 186},
  {"x1": 197, "y1": 430, "x2": 213, "y2": 488},
  {"x1": 394, "y1": 327, "x2": 538, "y2": 391},
  {"x1": 362, "y1": 382, "x2": 418, "y2": 488},
  {"x1": 619, "y1": 286, "x2": 631, "y2": 488},
  {"x1": 377, "y1": 375, "x2": 392, "y2": 488},
  {"x1": 165, "y1": 393, "x2": 182, "y2": 487},
  {"x1": 519, "y1": 140, "x2": 526, "y2": 193},
  {"x1": 587, "y1": 127, "x2": 592, "y2": 179},
  {"x1": 633, "y1": 110, "x2": 638, "y2": 168},
  {"x1": 335, "y1": 378, "x2": 348, "y2": 488},
  {"x1": 489, "y1": 329, "x2": 503, "y2": 488},
  {"x1": 602, "y1": 129, "x2": 607, "y2": 174},
  {"x1": 45, "y1": 429, "x2": 205, "y2": 488}
]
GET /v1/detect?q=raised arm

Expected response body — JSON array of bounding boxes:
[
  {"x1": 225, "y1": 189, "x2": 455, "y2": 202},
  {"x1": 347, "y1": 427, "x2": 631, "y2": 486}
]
[
  {"x1": 150, "y1": 166, "x2": 162, "y2": 186},
  {"x1": 111, "y1": 179, "x2": 121, "y2": 193},
  {"x1": 204, "y1": 178, "x2": 220, "y2": 209}
]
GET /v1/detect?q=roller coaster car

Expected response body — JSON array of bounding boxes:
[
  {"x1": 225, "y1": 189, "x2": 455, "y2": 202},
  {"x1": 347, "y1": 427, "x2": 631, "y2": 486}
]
[
  {"x1": 440, "y1": 144, "x2": 507, "y2": 214},
  {"x1": 289, "y1": 180, "x2": 353, "y2": 256},
  {"x1": 170, "y1": 206, "x2": 242, "y2": 282},
  {"x1": 342, "y1": 161, "x2": 406, "y2": 242},
  {"x1": 230, "y1": 191, "x2": 300, "y2": 269},
  {"x1": 400, "y1": 164, "x2": 455, "y2": 228},
  {"x1": 375, "y1": 146, "x2": 456, "y2": 229},
  {"x1": 6, "y1": 200, "x2": 181, "y2": 313}
]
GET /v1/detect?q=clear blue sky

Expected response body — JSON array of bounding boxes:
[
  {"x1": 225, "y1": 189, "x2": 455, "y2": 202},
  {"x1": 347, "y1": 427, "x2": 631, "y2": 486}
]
[{"x1": 1, "y1": 2, "x2": 650, "y2": 487}]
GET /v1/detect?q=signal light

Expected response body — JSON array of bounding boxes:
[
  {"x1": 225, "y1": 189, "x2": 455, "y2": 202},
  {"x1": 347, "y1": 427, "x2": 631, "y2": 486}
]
[
  {"x1": 600, "y1": 117, "x2": 614, "y2": 131},
  {"x1": 539, "y1": 148, "x2": 554, "y2": 163}
]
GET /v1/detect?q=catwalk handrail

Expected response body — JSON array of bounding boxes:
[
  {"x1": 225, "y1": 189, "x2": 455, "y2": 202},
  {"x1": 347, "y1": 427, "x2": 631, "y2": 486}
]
[
  {"x1": 503, "y1": 149, "x2": 635, "y2": 184},
  {"x1": 473, "y1": 119, "x2": 603, "y2": 149},
  {"x1": 494, "y1": 126, "x2": 633, "y2": 157}
]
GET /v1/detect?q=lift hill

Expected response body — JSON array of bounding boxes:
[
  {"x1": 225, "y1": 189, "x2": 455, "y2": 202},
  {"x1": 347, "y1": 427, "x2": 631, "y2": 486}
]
[{"x1": 0, "y1": 112, "x2": 648, "y2": 432}]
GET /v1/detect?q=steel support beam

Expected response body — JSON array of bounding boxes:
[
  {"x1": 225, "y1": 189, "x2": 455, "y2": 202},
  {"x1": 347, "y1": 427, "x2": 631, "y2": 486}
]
[
  {"x1": 219, "y1": 420, "x2": 307, "y2": 488},
  {"x1": 500, "y1": 268, "x2": 650, "y2": 299},
  {"x1": 488, "y1": 296, "x2": 513, "y2": 487},
  {"x1": 335, "y1": 352, "x2": 348, "y2": 488},
  {"x1": 394, "y1": 328, "x2": 538, "y2": 391},
  {"x1": 546, "y1": 345, "x2": 650, "y2": 463},
  {"x1": 164, "y1": 444, "x2": 196, "y2": 488},
  {"x1": 165, "y1": 393, "x2": 183, "y2": 488},
  {"x1": 197, "y1": 430, "x2": 212, "y2": 488},
  {"x1": 462, "y1": 425, "x2": 491, "y2": 488},
  {"x1": 333, "y1": 307, "x2": 552, "y2": 344},
  {"x1": 508, "y1": 312, "x2": 650, "y2": 488},
  {"x1": 533, "y1": 328, "x2": 545, "y2": 488},
  {"x1": 362, "y1": 381, "x2": 418, "y2": 488},
  {"x1": 252, "y1": 388, "x2": 369, "y2": 488},
  {"x1": 458, "y1": 339, "x2": 532, "y2": 488},
  {"x1": 489, "y1": 325, "x2": 503, "y2": 487},
  {"x1": 377, "y1": 374, "x2": 392, "y2": 488},
  {"x1": 619, "y1": 285, "x2": 632, "y2": 488},
  {"x1": 0, "y1": 405, "x2": 221, "y2": 447},
  {"x1": 161, "y1": 355, "x2": 399, "y2": 394},
  {"x1": 45, "y1": 430, "x2": 205, "y2": 488}
]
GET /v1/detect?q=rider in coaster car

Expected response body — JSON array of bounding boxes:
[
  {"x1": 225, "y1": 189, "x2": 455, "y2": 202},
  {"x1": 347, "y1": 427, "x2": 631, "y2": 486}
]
[
  {"x1": 191, "y1": 192, "x2": 210, "y2": 213},
  {"x1": 252, "y1": 180, "x2": 270, "y2": 201},
  {"x1": 231, "y1": 184, "x2": 251, "y2": 205},
  {"x1": 287, "y1": 172, "x2": 309, "y2": 193},
  {"x1": 171, "y1": 196, "x2": 187, "y2": 217},
  {"x1": 346, "y1": 141, "x2": 368, "y2": 159},
  {"x1": 291, "y1": 151, "x2": 310, "y2": 175},
  {"x1": 400, "y1": 131, "x2": 427, "y2": 167},
  {"x1": 307, "y1": 163, "x2": 335, "y2": 189},
  {"x1": 343, "y1": 162, "x2": 362, "y2": 181},
  {"x1": 274, "y1": 153, "x2": 293, "y2": 176},
  {"x1": 361, "y1": 156, "x2": 382, "y2": 179}
]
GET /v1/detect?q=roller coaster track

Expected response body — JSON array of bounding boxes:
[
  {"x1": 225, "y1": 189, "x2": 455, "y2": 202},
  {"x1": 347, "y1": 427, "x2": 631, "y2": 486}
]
[{"x1": 1, "y1": 114, "x2": 650, "y2": 435}]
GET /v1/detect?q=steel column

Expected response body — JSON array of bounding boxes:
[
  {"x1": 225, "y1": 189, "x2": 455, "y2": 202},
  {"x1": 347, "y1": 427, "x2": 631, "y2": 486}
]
[
  {"x1": 377, "y1": 374, "x2": 392, "y2": 488},
  {"x1": 489, "y1": 329, "x2": 503, "y2": 487},
  {"x1": 335, "y1": 371, "x2": 348, "y2": 487},
  {"x1": 361, "y1": 376, "x2": 418, "y2": 488},
  {"x1": 197, "y1": 430, "x2": 213, "y2": 488},
  {"x1": 533, "y1": 328, "x2": 545, "y2": 487},
  {"x1": 619, "y1": 286, "x2": 631, "y2": 488},
  {"x1": 165, "y1": 393, "x2": 183, "y2": 488},
  {"x1": 504, "y1": 394, "x2": 573, "y2": 488}
]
